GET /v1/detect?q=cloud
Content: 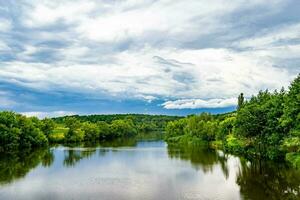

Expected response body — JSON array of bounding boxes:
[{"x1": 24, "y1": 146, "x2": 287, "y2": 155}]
[
  {"x1": 0, "y1": 47, "x2": 292, "y2": 96},
  {"x1": 22, "y1": 0, "x2": 96, "y2": 28},
  {"x1": 235, "y1": 23, "x2": 300, "y2": 49},
  {"x1": 0, "y1": 91, "x2": 17, "y2": 108},
  {"x1": 0, "y1": 0, "x2": 299, "y2": 112},
  {"x1": 21, "y1": 111, "x2": 76, "y2": 119},
  {"x1": 162, "y1": 98, "x2": 237, "y2": 109},
  {"x1": 0, "y1": 18, "x2": 12, "y2": 32},
  {"x1": 0, "y1": 47, "x2": 294, "y2": 109}
]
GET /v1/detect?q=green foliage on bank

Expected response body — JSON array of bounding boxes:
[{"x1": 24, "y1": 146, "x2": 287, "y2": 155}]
[
  {"x1": 0, "y1": 112, "x2": 48, "y2": 152},
  {"x1": 165, "y1": 74, "x2": 300, "y2": 168},
  {"x1": 53, "y1": 114, "x2": 182, "y2": 132},
  {"x1": 0, "y1": 112, "x2": 179, "y2": 152}
]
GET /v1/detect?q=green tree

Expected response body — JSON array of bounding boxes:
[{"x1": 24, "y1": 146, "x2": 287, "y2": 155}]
[
  {"x1": 82, "y1": 122, "x2": 100, "y2": 141},
  {"x1": 64, "y1": 117, "x2": 84, "y2": 143},
  {"x1": 110, "y1": 119, "x2": 137, "y2": 138},
  {"x1": 40, "y1": 118, "x2": 55, "y2": 137},
  {"x1": 185, "y1": 113, "x2": 216, "y2": 141},
  {"x1": 217, "y1": 116, "x2": 236, "y2": 144},
  {"x1": 97, "y1": 121, "x2": 111, "y2": 139},
  {"x1": 165, "y1": 118, "x2": 187, "y2": 139},
  {"x1": 237, "y1": 93, "x2": 245, "y2": 110},
  {"x1": 17, "y1": 115, "x2": 48, "y2": 148},
  {"x1": 0, "y1": 111, "x2": 21, "y2": 152},
  {"x1": 281, "y1": 74, "x2": 300, "y2": 135}
]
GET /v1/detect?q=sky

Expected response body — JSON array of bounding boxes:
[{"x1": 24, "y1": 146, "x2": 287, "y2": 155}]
[{"x1": 0, "y1": 0, "x2": 299, "y2": 118}]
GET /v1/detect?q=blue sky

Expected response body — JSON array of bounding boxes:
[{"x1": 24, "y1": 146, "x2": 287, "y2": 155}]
[{"x1": 0, "y1": 0, "x2": 299, "y2": 118}]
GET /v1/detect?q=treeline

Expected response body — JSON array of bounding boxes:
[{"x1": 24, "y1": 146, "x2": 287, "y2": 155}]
[
  {"x1": 53, "y1": 114, "x2": 182, "y2": 132},
  {"x1": 0, "y1": 113, "x2": 180, "y2": 152},
  {"x1": 61, "y1": 117, "x2": 138, "y2": 143},
  {"x1": 165, "y1": 74, "x2": 300, "y2": 168}
]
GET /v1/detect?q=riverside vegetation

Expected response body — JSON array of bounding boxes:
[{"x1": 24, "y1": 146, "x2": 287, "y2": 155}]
[
  {"x1": 0, "y1": 113, "x2": 181, "y2": 152},
  {"x1": 0, "y1": 74, "x2": 299, "y2": 168},
  {"x1": 165, "y1": 74, "x2": 300, "y2": 168}
]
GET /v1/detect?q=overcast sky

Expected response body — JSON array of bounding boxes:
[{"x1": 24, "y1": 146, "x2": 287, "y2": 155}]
[{"x1": 0, "y1": 0, "x2": 299, "y2": 117}]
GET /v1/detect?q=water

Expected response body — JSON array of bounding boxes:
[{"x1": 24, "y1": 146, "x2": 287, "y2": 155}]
[{"x1": 0, "y1": 140, "x2": 299, "y2": 200}]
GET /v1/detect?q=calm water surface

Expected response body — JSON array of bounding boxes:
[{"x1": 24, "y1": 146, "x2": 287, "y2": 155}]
[{"x1": 0, "y1": 140, "x2": 300, "y2": 200}]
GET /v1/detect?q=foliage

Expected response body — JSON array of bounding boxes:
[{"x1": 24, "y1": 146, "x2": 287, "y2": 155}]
[
  {"x1": 185, "y1": 113, "x2": 218, "y2": 141},
  {"x1": 64, "y1": 117, "x2": 84, "y2": 143},
  {"x1": 40, "y1": 118, "x2": 55, "y2": 136},
  {"x1": 281, "y1": 137, "x2": 300, "y2": 152},
  {"x1": 281, "y1": 74, "x2": 300, "y2": 134},
  {"x1": 286, "y1": 153, "x2": 300, "y2": 169},
  {"x1": 53, "y1": 114, "x2": 182, "y2": 132},
  {"x1": 237, "y1": 92, "x2": 244, "y2": 110},
  {"x1": 216, "y1": 116, "x2": 236, "y2": 143},
  {"x1": 1, "y1": 110, "x2": 177, "y2": 151},
  {"x1": 97, "y1": 121, "x2": 111, "y2": 139},
  {"x1": 110, "y1": 119, "x2": 137, "y2": 138},
  {"x1": 224, "y1": 134, "x2": 246, "y2": 154},
  {"x1": 165, "y1": 118, "x2": 187, "y2": 139},
  {"x1": 82, "y1": 122, "x2": 100, "y2": 141},
  {"x1": 0, "y1": 112, "x2": 50, "y2": 152},
  {"x1": 165, "y1": 74, "x2": 300, "y2": 167}
]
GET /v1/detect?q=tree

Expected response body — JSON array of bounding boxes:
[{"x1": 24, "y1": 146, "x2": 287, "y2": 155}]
[
  {"x1": 82, "y1": 122, "x2": 99, "y2": 141},
  {"x1": 64, "y1": 117, "x2": 84, "y2": 143},
  {"x1": 281, "y1": 74, "x2": 300, "y2": 135},
  {"x1": 64, "y1": 117, "x2": 81, "y2": 131},
  {"x1": 165, "y1": 118, "x2": 187, "y2": 139},
  {"x1": 40, "y1": 118, "x2": 55, "y2": 137},
  {"x1": 0, "y1": 112, "x2": 21, "y2": 152},
  {"x1": 17, "y1": 115, "x2": 48, "y2": 148},
  {"x1": 97, "y1": 121, "x2": 111, "y2": 139},
  {"x1": 217, "y1": 116, "x2": 236, "y2": 144},
  {"x1": 110, "y1": 119, "x2": 137, "y2": 138},
  {"x1": 237, "y1": 93, "x2": 244, "y2": 110}
]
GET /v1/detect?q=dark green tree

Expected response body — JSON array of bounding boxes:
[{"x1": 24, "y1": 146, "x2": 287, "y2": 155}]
[{"x1": 237, "y1": 93, "x2": 245, "y2": 110}]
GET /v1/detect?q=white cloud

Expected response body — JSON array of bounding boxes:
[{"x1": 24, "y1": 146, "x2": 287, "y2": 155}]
[
  {"x1": 162, "y1": 98, "x2": 237, "y2": 109},
  {"x1": 0, "y1": 47, "x2": 293, "y2": 102},
  {"x1": 235, "y1": 23, "x2": 300, "y2": 49},
  {"x1": 0, "y1": 18, "x2": 12, "y2": 32},
  {"x1": 21, "y1": 0, "x2": 285, "y2": 44},
  {"x1": 0, "y1": 0, "x2": 298, "y2": 110},
  {"x1": 21, "y1": 111, "x2": 76, "y2": 119},
  {"x1": 22, "y1": 0, "x2": 96, "y2": 27}
]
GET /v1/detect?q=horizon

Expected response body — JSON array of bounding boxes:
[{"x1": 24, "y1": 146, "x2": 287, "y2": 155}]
[
  {"x1": 0, "y1": 0, "x2": 299, "y2": 117},
  {"x1": 26, "y1": 109, "x2": 234, "y2": 119}
]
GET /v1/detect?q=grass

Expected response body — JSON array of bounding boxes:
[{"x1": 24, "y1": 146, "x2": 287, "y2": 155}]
[{"x1": 48, "y1": 126, "x2": 69, "y2": 143}]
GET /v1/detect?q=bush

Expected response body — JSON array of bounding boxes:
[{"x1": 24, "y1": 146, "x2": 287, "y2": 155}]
[
  {"x1": 110, "y1": 119, "x2": 137, "y2": 138},
  {"x1": 286, "y1": 153, "x2": 300, "y2": 169},
  {"x1": 225, "y1": 134, "x2": 246, "y2": 154},
  {"x1": 165, "y1": 119, "x2": 187, "y2": 139},
  {"x1": 82, "y1": 122, "x2": 100, "y2": 141}
]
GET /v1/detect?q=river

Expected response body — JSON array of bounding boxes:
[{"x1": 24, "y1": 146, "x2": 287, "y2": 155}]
[{"x1": 0, "y1": 139, "x2": 299, "y2": 200}]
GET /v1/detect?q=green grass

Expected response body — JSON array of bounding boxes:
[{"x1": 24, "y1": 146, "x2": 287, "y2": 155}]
[{"x1": 48, "y1": 126, "x2": 69, "y2": 143}]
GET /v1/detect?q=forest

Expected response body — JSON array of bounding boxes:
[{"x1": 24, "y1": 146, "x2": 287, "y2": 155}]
[
  {"x1": 0, "y1": 112, "x2": 180, "y2": 152},
  {"x1": 165, "y1": 74, "x2": 300, "y2": 168}
]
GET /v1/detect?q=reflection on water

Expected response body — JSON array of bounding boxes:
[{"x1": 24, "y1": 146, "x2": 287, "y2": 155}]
[
  {"x1": 236, "y1": 160, "x2": 300, "y2": 200},
  {"x1": 0, "y1": 140, "x2": 299, "y2": 200},
  {"x1": 167, "y1": 144, "x2": 230, "y2": 177},
  {"x1": 0, "y1": 148, "x2": 54, "y2": 185},
  {"x1": 167, "y1": 144, "x2": 300, "y2": 200}
]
